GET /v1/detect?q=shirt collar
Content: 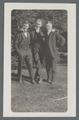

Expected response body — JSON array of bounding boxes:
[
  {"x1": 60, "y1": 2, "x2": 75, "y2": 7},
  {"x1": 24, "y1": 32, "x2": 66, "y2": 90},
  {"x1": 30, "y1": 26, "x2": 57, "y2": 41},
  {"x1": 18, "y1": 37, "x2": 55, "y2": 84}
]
[
  {"x1": 35, "y1": 27, "x2": 41, "y2": 33},
  {"x1": 47, "y1": 29, "x2": 56, "y2": 35}
]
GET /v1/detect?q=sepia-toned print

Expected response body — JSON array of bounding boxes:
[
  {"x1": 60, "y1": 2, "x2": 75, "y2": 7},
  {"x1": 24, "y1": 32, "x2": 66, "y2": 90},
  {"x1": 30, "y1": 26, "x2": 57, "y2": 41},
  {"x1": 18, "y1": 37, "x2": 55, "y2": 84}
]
[
  {"x1": 3, "y1": 3, "x2": 76, "y2": 117},
  {"x1": 11, "y1": 10, "x2": 67, "y2": 112}
]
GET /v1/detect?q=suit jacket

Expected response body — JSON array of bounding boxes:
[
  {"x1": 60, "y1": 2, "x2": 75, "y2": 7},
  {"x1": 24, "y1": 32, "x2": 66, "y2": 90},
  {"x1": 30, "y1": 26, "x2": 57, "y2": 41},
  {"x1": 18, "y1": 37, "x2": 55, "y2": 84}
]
[
  {"x1": 15, "y1": 31, "x2": 30, "y2": 50},
  {"x1": 46, "y1": 31, "x2": 65, "y2": 61},
  {"x1": 31, "y1": 28, "x2": 45, "y2": 44},
  {"x1": 15, "y1": 31, "x2": 31, "y2": 57},
  {"x1": 30, "y1": 28, "x2": 46, "y2": 64}
]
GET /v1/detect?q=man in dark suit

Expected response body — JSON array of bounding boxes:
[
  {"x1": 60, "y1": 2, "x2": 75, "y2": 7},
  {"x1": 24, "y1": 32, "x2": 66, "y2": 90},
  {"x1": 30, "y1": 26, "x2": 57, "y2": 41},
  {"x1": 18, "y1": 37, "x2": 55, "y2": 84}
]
[
  {"x1": 45, "y1": 21, "x2": 65, "y2": 84},
  {"x1": 15, "y1": 21, "x2": 34, "y2": 83},
  {"x1": 31, "y1": 19, "x2": 45, "y2": 83}
]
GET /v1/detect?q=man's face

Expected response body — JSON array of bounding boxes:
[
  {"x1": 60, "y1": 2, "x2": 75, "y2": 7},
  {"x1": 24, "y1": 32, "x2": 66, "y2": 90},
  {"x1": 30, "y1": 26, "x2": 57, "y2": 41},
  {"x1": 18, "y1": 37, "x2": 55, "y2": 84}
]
[
  {"x1": 36, "y1": 19, "x2": 42, "y2": 28},
  {"x1": 46, "y1": 22, "x2": 52, "y2": 31},
  {"x1": 23, "y1": 23, "x2": 29, "y2": 31}
]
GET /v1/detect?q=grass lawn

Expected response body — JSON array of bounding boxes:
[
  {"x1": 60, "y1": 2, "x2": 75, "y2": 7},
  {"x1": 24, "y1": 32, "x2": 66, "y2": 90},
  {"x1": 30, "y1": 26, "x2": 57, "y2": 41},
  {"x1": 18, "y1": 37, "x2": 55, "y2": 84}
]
[{"x1": 11, "y1": 64, "x2": 67, "y2": 112}]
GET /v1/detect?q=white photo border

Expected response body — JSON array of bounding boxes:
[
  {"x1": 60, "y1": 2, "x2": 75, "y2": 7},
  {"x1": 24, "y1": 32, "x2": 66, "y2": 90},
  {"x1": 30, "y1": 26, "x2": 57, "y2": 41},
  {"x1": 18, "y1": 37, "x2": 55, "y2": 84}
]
[{"x1": 3, "y1": 3, "x2": 76, "y2": 117}]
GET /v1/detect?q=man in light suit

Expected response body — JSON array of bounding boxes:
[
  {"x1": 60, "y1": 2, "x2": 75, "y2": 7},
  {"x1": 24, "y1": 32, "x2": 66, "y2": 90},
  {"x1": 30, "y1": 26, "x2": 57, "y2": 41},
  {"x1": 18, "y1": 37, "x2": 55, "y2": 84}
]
[{"x1": 45, "y1": 21, "x2": 65, "y2": 84}]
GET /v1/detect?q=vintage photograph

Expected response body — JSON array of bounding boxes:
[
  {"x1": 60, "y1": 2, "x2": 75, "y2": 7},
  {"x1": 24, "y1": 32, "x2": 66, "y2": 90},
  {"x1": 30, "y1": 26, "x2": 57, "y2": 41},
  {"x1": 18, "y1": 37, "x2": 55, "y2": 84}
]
[
  {"x1": 4, "y1": 3, "x2": 76, "y2": 117},
  {"x1": 11, "y1": 10, "x2": 67, "y2": 112}
]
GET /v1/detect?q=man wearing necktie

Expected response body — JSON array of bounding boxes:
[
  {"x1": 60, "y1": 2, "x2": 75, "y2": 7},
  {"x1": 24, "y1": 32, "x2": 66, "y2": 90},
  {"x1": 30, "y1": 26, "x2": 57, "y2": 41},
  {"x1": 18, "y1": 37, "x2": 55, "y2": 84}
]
[{"x1": 15, "y1": 21, "x2": 34, "y2": 83}]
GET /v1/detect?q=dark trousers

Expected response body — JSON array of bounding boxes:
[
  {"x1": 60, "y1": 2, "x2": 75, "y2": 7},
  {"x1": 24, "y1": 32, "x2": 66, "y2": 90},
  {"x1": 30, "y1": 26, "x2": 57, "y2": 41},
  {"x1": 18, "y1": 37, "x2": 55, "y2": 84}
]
[
  {"x1": 17, "y1": 49, "x2": 34, "y2": 83},
  {"x1": 34, "y1": 49, "x2": 42, "y2": 82},
  {"x1": 45, "y1": 57, "x2": 56, "y2": 82}
]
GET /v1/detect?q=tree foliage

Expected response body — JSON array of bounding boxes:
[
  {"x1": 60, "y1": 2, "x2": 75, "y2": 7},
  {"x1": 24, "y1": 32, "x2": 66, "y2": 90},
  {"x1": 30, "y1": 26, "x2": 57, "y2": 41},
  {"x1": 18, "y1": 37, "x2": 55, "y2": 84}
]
[{"x1": 11, "y1": 10, "x2": 67, "y2": 32}]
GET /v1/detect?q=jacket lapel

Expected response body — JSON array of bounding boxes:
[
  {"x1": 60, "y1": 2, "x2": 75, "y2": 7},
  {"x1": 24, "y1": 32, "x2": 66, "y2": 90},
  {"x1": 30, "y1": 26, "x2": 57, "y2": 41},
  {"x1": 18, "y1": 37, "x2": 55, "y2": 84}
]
[{"x1": 49, "y1": 31, "x2": 55, "y2": 40}]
